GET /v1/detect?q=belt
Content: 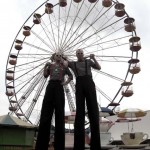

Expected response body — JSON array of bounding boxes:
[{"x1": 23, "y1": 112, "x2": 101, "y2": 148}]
[
  {"x1": 76, "y1": 75, "x2": 92, "y2": 80},
  {"x1": 49, "y1": 80, "x2": 61, "y2": 83}
]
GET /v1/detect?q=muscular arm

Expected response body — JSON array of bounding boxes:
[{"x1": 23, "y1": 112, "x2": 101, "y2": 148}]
[
  {"x1": 61, "y1": 67, "x2": 73, "y2": 85},
  {"x1": 43, "y1": 62, "x2": 50, "y2": 78},
  {"x1": 90, "y1": 54, "x2": 101, "y2": 70},
  {"x1": 60, "y1": 57, "x2": 69, "y2": 68}
]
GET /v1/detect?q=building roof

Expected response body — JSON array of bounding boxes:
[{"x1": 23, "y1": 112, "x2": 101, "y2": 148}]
[{"x1": 0, "y1": 114, "x2": 37, "y2": 129}]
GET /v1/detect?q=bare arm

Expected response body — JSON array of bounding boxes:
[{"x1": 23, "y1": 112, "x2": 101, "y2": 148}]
[
  {"x1": 90, "y1": 54, "x2": 101, "y2": 70},
  {"x1": 61, "y1": 68, "x2": 73, "y2": 85},
  {"x1": 60, "y1": 57, "x2": 69, "y2": 68},
  {"x1": 43, "y1": 62, "x2": 50, "y2": 78}
]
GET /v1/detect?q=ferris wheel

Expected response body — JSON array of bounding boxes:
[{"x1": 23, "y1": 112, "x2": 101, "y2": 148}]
[{"x1": 5, "y1": 0, "x2": 141, "y2": 125}]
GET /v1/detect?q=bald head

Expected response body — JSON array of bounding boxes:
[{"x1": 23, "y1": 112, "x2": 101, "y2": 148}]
[
  {"x1": 54, "y1": 52, "x2": 62, "y2": 62},
  {"x1": 76, "y1": 49, "x2": 84, "y2": 61},
  {"x1": 76, "y1": 49, "x2": 83, "y2": 54}
]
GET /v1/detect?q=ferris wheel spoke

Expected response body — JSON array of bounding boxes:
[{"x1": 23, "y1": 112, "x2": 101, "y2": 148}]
[
  {"x1": 93, "y1": 69, "x2": 124, "y2": 82},
  {"x1": 40, "y1": 19, "x2": 57, "y2": 51},
  {"x1": 64, "y1": 16, "x2": 126, "y2": 52},
  {"x1": 13, "y1": 60, "x2": 46, "y2": 82},
  {"x1": 30, "y1": 30, "x2": 54, "y2": 51},
  {"x1": 24, "y1": 77, "x2": 47, "y2": 122},
  {"x1": 14, "y1": 73, "x2": 44, "y2": 110},
  {"x1": 62, "y1": 0, "x2": 112, "y2": 50},
  {"x1": 100, "y1": 60, "x2": 128, "y2": 63},
  {"x1": 62, "y1": 5, "x2": 114, "y2": 50},
  {"x1": 35, "y1": 113, "x2": 41, "y2": 125},
  {"x1": 59, "y1": 0, "x2": 74, "y2": 48},
  {"x1": 69, "y1": 80, "x2": 75, "y2": 93},
  {"x1": 62, "y1": 1, "x2": 100, "y2": 50},
  {"x1": 64, "y1": 85, "x2": 76, "y2": 112},
  {"x1": 47, "y1": 14, "x2": 59, "y2": 51},
  {"x1": 6, "y1": 66, "x2": 44, "y2": 89},
  {"x1": 6, "y1": 70, "x2": 44, "y2": 102},
  {"x1": 65, "y1": 54, "x2": 131, "y2": 62},
  {"x1": 96, "y1": 86, "x2": 112, "y2": 102},
  {"x1": 60, "y1": 0, "x2": 86, "y2": 48},
  {"x1": 23, "y1": 41, "x2": 51, "y2": 54},
  {"x1": 65, "y1": 27, "x2": 129, "y2": 54},
  {"x1": 17, "y1": 72, "x2": 43, "y2": 99},
  {"x1": 57, "y1": 6, "x2": 61, "y2": 50},
  {"x1": 83, "y1": 42, "x2": 129, "y2": 56},
  {"x1": 95, "y1": 55, "x2": 131, "y2": 59},
  {"x1": 14, "y1": 69, "x2": 44, "y2": 91},
  {"x1": 7, "y1": 57, "x2": 49, "y2": 72},
  {"x1": 81, "y1": 34, "x2": 131, "y2": 51},
  {"x1": 62, "y1": 3, "x2": 120, "y2": 51}
]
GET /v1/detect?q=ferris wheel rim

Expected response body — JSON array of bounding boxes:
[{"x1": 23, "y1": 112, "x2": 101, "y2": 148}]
[{"x1": 5, "y1": 0, "x2": 140, "y2": 125}]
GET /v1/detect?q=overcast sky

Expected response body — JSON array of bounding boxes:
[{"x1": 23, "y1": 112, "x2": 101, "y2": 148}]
[{"x1": 0, "y1": 0, "x2": 150, "y2": 116}]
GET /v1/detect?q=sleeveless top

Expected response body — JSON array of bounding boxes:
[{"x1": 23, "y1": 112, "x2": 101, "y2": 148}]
[
  {"x1": 49, "y1": 63, "x2": 73, "y2": 81},
  {"x1": 68, "y1": 59, "x2": 97, "y2": 77}
]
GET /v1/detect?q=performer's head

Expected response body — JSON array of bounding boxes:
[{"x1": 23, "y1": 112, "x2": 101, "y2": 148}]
[
  {"x1": 76, "y1": 49, "x2": 84, "y2": 61},
  {"x1": 54, "y1": 52, "x2": 62, "y2": 62},
  {"x1": 50, "y1": 52, "x2": 62, "y2": 62}
]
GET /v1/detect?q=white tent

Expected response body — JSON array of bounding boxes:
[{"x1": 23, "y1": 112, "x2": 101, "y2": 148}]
[{"x1": 0, "y1": 114, "x2": 36, "y2": 128}]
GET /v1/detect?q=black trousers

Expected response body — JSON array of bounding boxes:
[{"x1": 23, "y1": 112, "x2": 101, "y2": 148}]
[
  {"x1": 74, "y1": 76, "x2": 101, "y2": 150},
  {"x1": 35, "y1": 80, "x2": 65, "y2": 150}
]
